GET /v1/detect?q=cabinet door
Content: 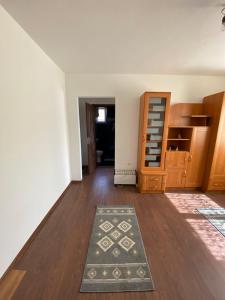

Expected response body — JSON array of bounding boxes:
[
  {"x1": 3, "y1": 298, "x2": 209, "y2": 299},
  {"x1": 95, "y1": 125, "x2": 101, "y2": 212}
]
[
  {"x1": 203, "y1": 92, "x2": 225, "y2": 191},
  {"x1": 185, "y1": 127, "x2": 210, "y2": 188},
  {"x1": 208, "y1": 177, "x2": 225, "y2": 190},
  {"x1": 165, "y1": 151, "x2": 187, "y2": 188},
  {"x1": 210, "y1": 97, "x2": 225, "y2": 190},
  {"x1": 166, "y1": 169, "x2": 186, "y2": 188},
  {"x1": 165, "y1": 151, "x2": 188, "y2": 168},
  {"x1": 142, "y1": 92, "x2": 170, "y2": 171}
]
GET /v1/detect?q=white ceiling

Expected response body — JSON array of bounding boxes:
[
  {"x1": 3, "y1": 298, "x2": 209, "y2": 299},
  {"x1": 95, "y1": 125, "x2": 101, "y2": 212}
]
[{"x1": 1, "y1": 0, "x2": 225, "y2": 75}]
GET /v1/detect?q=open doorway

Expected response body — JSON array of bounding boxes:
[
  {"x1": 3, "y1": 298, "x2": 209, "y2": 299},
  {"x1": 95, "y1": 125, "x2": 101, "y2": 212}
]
[
  {"x1": 95, "y1": 105, "x2": 115, "y2": 166},
  {"x1": 79, "y1": 98, "x2": 115, "y2": 176}
]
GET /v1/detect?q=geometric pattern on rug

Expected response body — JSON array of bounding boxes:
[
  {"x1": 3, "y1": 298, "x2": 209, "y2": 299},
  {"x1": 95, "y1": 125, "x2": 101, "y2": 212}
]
[
  {"x1": 197, "y1": 208, "x2": 225, "y2": 237},
  {"x1": 80, "y1": 205, "x2": 154, "y2": 292}
]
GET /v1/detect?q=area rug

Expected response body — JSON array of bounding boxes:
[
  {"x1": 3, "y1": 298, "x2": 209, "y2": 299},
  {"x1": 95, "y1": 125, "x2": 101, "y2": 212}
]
[
  {"x1": 80, "y1": 205, "x2": 154, "y2": 292},
  {"x1": 197, "y1": 208, "x2": 225, "y2": 237}
]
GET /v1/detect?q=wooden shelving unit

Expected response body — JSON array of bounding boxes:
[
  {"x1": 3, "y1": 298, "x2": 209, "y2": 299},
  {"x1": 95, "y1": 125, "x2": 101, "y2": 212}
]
[
  {"x1": 166, "y1": 103, "x2": 210, "y2": 189},
  {"x1": 137, "y1": 91, "x2": 171, "y2": 193},
  {"x1": 138, "y1": 95, "x2": 225, "y2": 193}
]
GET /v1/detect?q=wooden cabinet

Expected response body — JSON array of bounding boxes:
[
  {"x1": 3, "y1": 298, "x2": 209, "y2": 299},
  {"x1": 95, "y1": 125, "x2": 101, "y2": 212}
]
[
  {"x1": 165, "y1": 150, "x2": 188, "y2": 169},
  {"x1": 137, "y1": 91, "x2": 225, "y2": 193},
  {"x1": 208, "y1": 177, "x2": 225, "y2": 190},
  {"x1": 138, "y1": 173, "x2": 167, "y2": 193},
  {"x1": 166, "y1": 168, "x2": 186, "y2": 188},
  {"x1": 185, "y1": 127, "x2": 210, "y2": 187},
  {"x1": 203, "y1": 92, "x2": 225, "y2": 191},
  {"x1": 137, "y1": 92, "x2": 171, "y2": 193},
  {"x1": 165, "y1": 151, "x2": 188, "y2": 188},
  {"x1": 165, "y1": 127, "x2": 209, "y2": 189}
]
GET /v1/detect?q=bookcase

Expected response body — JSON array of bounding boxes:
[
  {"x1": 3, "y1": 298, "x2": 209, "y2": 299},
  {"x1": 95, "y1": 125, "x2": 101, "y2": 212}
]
[{"x1": 137, "y1": 92, "x2": 171, "y2": 193}]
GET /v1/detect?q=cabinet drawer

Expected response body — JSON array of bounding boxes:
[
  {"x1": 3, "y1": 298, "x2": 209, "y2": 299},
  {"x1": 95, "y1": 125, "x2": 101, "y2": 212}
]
[
  {"x1": 147, "y1": 175, "x2": 162, "y2": 182},
  {"x1": 208, "y1": 178, "x2": 225, "y2": 190},
  {"x1": 144, "y1": 179, "x2": 162, "y2": 191},
  {"x1": 139, "y1": 174, "x2": 166, "y2": 192}
]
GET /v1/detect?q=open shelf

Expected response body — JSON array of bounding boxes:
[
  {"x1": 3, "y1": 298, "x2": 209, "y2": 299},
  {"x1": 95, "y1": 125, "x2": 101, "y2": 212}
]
[
  {"x1": 168, "y1": 138, "x2": 190, "y2": 141},
  {"x1": 181, "y1": 115, "x2": 211, "y2": 126},
  {"x1": 168, "y1": 127, "x2": 193, "y2": 139},
  {"x1": 166, "y1": 149, "x2": 187, "y2": 152},
  {"x1": 167, "y1": 140, "x2": 191, "y2": 151},
  {"x1": 182, "y1": 115, "x2": 211, "y2": 118},
  {"x1": 169, "y1": 125, "x2": 193, "y2": 128},
  {"x1": 167, "y1": 127, "x2": 193, "y2": 151}
]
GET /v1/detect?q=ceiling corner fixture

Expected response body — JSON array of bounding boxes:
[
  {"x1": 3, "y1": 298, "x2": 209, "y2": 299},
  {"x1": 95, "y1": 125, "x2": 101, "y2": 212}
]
[{"x1": 222, "y1": 7, "x2": 225, "y2": 30}]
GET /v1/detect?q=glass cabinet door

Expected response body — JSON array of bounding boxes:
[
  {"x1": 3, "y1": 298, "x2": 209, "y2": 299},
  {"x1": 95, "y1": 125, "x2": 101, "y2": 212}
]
[{"x1": 145, "y1": 97, "x2": 166, "y2": 167}]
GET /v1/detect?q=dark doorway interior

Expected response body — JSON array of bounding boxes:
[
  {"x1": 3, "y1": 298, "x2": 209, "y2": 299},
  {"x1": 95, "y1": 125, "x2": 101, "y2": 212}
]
[{"x1": 95, "y1": 105, "x2": 115, "y2": 166}]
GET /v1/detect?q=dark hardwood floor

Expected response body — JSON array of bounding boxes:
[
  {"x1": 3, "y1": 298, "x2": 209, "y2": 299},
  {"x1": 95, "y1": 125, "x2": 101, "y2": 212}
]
[{"x1": 10, "y1": 167, "x2": 225, "y2": 299}]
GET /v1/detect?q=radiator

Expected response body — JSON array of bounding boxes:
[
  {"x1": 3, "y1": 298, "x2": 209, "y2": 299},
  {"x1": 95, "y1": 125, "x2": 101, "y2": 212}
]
[{"x1": 114, "y1": 169, "x2": 137, "y2": 185}]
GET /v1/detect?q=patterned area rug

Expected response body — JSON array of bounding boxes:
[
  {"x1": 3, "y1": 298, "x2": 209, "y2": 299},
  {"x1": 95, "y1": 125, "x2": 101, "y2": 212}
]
[
  {"x1": 80, "y1": 205, "x2": 154, "y2": 292},
  {"x1": 197, "y1": 208, "x2": 225, "y2": 237}
]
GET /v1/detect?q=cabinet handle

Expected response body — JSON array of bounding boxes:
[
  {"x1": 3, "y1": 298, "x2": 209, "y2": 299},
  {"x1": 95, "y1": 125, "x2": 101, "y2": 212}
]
[
  {"x1": 183, "y1": 170, "x2": 187, "y2": 177},
  {"x1": 188, "y1": 155, "x2": 192, "y2": 162}
]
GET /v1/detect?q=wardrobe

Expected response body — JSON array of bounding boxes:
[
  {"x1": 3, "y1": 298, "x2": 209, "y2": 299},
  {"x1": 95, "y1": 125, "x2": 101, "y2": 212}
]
[
  {"x1": 203, "y1": 92, "x2": 225, "y2": 191},
  {"x1": 137, "y1": 91, "x2": 225, "y2": 193}
]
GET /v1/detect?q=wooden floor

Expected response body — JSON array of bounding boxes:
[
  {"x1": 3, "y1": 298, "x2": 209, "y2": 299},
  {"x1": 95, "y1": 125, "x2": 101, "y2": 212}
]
[
  {"x1": 0, "y1": 269, "x2": 26, "y2": 300},
  {"x1": 7, "y1": 167, "x2": 225, "y2": 299}
]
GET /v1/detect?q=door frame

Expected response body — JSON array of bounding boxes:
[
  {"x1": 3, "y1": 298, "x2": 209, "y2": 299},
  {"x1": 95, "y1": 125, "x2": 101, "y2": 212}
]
[
  {"x1": 77, "y1": 97, "x2": 116, "y2": 179},
  {"x1": 86, "y1": 103, "x2": 96, "y2": 174}
]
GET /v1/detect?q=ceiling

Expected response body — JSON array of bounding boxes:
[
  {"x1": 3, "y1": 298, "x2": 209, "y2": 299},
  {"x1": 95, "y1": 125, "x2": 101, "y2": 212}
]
[{"x1": 1, "y1": 0, "x2": 225, "y2": 75}]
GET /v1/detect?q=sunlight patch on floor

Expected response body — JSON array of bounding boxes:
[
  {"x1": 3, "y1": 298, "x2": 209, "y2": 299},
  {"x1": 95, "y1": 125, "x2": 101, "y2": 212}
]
[
  {"x1": 165, "y1": 193, "x2": 221, "y2": 214},
  {"x1": 186, "y1": 218, "x2": 225, "y2": 261},
  {"x1": 165, "y1": 193, "x2": 224, "y2": 261}
]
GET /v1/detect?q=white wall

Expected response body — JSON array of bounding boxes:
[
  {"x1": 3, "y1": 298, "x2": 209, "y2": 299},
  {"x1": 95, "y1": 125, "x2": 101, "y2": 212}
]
[
  {"x1": 0, "y1": 6, "x2": 70, "y2": 277},
  {"x1": 66, "y1": 74, "x2": 225, "y2": 180},
  {"x1": 79, "y1": 98, "x2": 115, "y2": 166}
]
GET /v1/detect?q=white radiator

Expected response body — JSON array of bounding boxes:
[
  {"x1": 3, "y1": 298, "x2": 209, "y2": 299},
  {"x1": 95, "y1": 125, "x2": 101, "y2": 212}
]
[{"x1": 114, "y1": 169, "x2": 137, "y2": 185}]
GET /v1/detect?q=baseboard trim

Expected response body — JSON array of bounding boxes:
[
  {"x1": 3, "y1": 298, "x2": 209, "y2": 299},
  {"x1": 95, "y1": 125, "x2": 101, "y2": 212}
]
[{"x1": 0, "y1": 181, "x2": 74, "y2": 281}]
